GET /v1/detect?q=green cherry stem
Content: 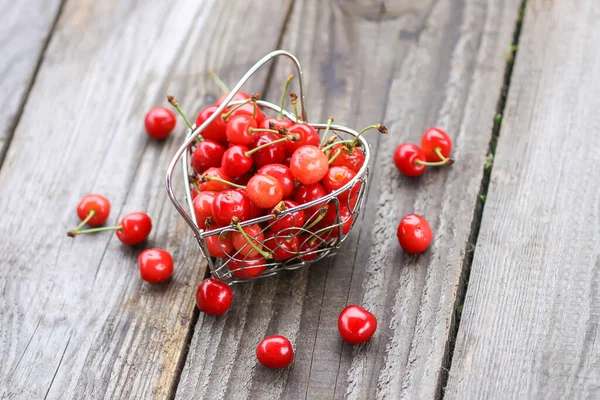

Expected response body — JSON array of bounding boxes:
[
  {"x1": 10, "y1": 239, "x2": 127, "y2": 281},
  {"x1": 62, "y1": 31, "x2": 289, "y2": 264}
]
[
  {"x1": 302, "y1": 207, "x2": 328, "y2": 231},
  {"x1": 328, "y1": 148, "x2": 342, "y2": 164},
  {"x1": 319, "y1": 116, "x2": 334, "y2": 148},
  {"x1": 349, "y1": 124, "x2": 388, "y2": 147},
  {"x1": 67, "y1": 225, "x2": 122, "y2": 237},
  {"x1": 278, "y1": 74, "x2": 295, "y2": 120},
  {"x1": 434, "y1": 147, "x2": 454, "y2": 164},
  {"x1": 290, "y1": 92, "x2": 300, "y2": 122},
  {"x1": 244, "y1": 135, "x2": 299, "y2": 157},
  {"x1": 201, "y1": 175, "x2": 245, "y2": 190},
  {"x1": 249, "y1": 128, "x2": 281, "y2": 135},
  {"x1": 415, "y1": 158, "x2": 454, "y2": 167},
  {"x1": 73, "y1": 210, "x2": 96, "y2": 232},
  {"x1": 167, "y1": 95, "x2": 194, "y2": 131},
  {"x1": 231, "y1": 217, "x2": 272, "y2": 259},
  {"x1": 321, "y1": 139, "x2": 354, "y2": 152},
  {"x1": 220, "y1": 97, "x2": 254, "y2": 121},
  {"x1": 207, "y1": 70, "x2": 229, "y2": 94}
]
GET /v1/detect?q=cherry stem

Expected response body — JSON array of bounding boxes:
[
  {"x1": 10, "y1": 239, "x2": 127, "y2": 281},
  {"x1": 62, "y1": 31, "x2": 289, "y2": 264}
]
[
  {"x1": 322, "y1": 139, "x2": 354, "y2": 152},
  {"x1": 350, "y1": 124, "x2": 388, "y2": 147},
  {"x1": 207, "y1": 70, "x2": 229, "y2": 94},
  {"x1": 202, "y1": 175, "x2": 245, "y2": 189},
  {"x1": 67, "y1": 225, "x2": 122, "y2": 237},
  {"x1": 73, "y1": 209, "x2": 96, "y2": 233},
  {"x1": 434, "y1": 147, "x2": 453, "y2": 164},
  {"x1": 290, "y1": 92, "x2": 299, "y2": 122},
  {"x1": 245, "y1": 135, "x2": 298, "y2": 157},
  {"x1": 319, "y1": 116, "x2": 334, "y2": 148},
  {"x1": 415, "y1": 157, "x2": 454, "y2": 167},
  {"x1": 303, "y1": 207, "x2": 328, "y2": 231},
  {"x1": 328, "y1": 148, "x2": 342, "y2": 164},
  {"x1": 249, "y1": 128, "x2": 280, "y2": 135},
  {"x1": 221, "y1": 98, "x2": 253, "y2": 121},
  {"x1": 278, "y1": 74, "x2": 294, "y2": 120},
  {"x1": 231, "y1": 218, "x2": 272, "y2": 259},
  {"x1": 270, "y1": 200, "x2": 287, "y2": 217}
]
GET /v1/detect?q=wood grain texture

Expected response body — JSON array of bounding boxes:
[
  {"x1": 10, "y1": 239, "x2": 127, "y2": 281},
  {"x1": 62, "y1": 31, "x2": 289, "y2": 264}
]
[
  {"x1": 176, "y1": 0, "x2": 521, "y2": 399},
  {"x1": 445, "y1": 1, "x2": 600, "y2": 398},
  {"x1": 0, "y1": 0, "x2": 63, "y2": 164},
  {"x1": 0, "y1": 0, "x2": 292, "y2": 398}
]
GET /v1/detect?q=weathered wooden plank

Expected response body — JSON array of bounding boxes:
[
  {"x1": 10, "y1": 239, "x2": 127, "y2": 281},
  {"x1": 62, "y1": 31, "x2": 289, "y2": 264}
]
[
  {"x1": 176, "y1": 0, "x2": 521, "y2": 399},
  {"x1": 0, "y1": 0, "x2": 63, "y2": 164},
  {"x1": 0, "y1": 0, "x2": 292, "y2": 398},
  {"x1": 445, "y1": 1, "x2": 600, "y2": 398}
]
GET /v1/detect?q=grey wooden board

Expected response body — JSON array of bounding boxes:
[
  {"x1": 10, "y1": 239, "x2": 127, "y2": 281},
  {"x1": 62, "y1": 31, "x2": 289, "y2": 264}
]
[
  {"x1": 0, "y1": 0, "x2": 63, "y2": 163},
  {"x1": 445, "y1": 1, "x2": 600, "y2": 398},
  {"x1": 176, "y1": 0, "x2": 522, "y2": 399},
  {"x1": 0, "y1": 0, "x2": 292, "y2": 398}
]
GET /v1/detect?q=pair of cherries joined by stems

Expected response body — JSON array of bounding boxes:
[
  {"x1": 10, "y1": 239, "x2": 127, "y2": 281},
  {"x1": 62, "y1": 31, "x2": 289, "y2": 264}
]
[
  {"x1": 393, "y1": 128, "x2": 454, "y2": 177},
  {"x1": 67, "y1": 194, "x2": 172, "y2": 283}
]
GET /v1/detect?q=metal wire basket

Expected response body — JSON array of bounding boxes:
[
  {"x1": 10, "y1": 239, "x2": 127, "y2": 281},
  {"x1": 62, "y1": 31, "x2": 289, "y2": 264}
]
[{"x1": 166, "y1": 50, "x2": 371, "y2": 284}]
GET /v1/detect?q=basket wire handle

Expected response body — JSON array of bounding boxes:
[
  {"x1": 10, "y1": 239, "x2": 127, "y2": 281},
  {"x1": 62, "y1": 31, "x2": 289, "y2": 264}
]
[{"x1": 166, "y1": 50, "x2": 308, "y2": 238}]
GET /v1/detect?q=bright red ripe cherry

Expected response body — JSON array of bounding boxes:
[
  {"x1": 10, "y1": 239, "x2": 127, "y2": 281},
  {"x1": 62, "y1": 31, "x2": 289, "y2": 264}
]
[
  {"x1": 139, "y1": 248, "x2": 174, "y2": 283},
  {"x1": 338, "y1": 305, "x2": 377, "y2": 344},
  {"x1": 246, "y1": 174, "x2": 283, "y2": 209},
  {"x1": 226, "y1": 115, "x2": 258, "y2": 145},
  {"x1": 298, "y1": 235, "x2": 320, "y2": 261},
  {"x1": 115, "y1": 212, "x2": 153, "y2": 245},
  {"x1": 285, "y1": 123, "x2": 320, "y2": 156},
  {"x1": 319, "y1": 203, "x2": 353, "y2": 235},
  {"x1": 76, "y1": 194, "x2": 111, "y2": 227},
  {"x1": 259, "y1": 117, "x2": 293, "y2": 131},
  {"x1": 269, "y1": 200, "x2": 305, "y2": 234},
  {"x1": 196, "y1": 278, "x2": 233, "y2": 315},
  {"x1": 329, "y1": 144, "x2": 366, "y2": 173},
  {"x1": 256, "y1": 335, "x2": 294, "y2": 369},
  {"x1": 232, "y1": 224, "x2": 265, "y2": 258},
  {"x1": 251, "y1": 133, "x2": 286, "y2": 169},
  {"x1": 205, "y1": 231, "x2": 234, "y2": 257},
  {"x1": 397, "y1": 214, "x2": 432, "y2": 254},
  {"x1": 227, "y1": 257, "x2": 266, "y2": 279},
  {"x1": 257, "y1": 164, "x2": 295, "y2": 199},
  {"x1": 216, "y1": 91, "x2": 251, "y2": 106},
  {"x1": 191, "y1": 140, "x2": 226, "y2": 174},
  {"x1": 393, "y1": 143, "x2": 427, "y2": 177},
  {"x1": 144, "y1": 106, "x2": 176, "y2": 140},
  {"x1": 221, "y1": 145, "x2": 252, "y2": 177},
  {"x1": 264, "y1": 232, "x2": 299, "y2": 261},
  {"x1": 322, "y1": 166, "x2": 360, "y2": 203},
  {"x1": 293, "y1": 183, "x2": 328, "y2": 217},
  {"x1": 211, "y1": 190, "x2": 251, "y2": 226},
  {"x1": 196, "y1": 105, "x2": 227, "y2": 142},
  {"x1": 199, "y1": 168, "x2": 234, "y2": 192},
  {"x1": 420, "y1": 127, "x2": 452, "y2": 162},
  {"x1": 193, "y1": 191, "x2": 217, "y2": 230},
  {"x1": 290, "y1": 145, "x2": 329, "y2": 185}
]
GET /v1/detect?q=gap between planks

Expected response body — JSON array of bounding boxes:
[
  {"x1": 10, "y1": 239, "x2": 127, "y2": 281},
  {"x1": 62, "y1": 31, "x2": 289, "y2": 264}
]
[
  {"x1": 165, "y1": 1, "x2": 298, "y2": 398},
  {"x1": 438, "y1": 0, "x2": 528, "y2": 397},
  {"x1": 0, "y1": 0, "x2": 67, "y2": 170}
]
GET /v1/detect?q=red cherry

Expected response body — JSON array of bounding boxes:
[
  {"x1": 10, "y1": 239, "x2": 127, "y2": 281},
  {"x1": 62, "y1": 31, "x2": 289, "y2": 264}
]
[
  {"x1": 257, "y1": 164, "x2": 295, "y2": 198},
  {"x1": 329, "y1": 144, "x2": 366, "y2": 173},
  {"x1": 393, "y1": 143, "x2": 427, "y2": 177},
  {"x1": 290, "y1": 145, "x2": 329, "y2": 185},
  {"x1": 259, "y1": 117, "x2": 293, "y2": 131},
  {"x1": 216, "y1": 91, "x2": 251, "y2": 105},
  {"x1": 227, "y1": 256, "x2": 266, "y2": 279},
  {"x1": 222, "y1": 101, "x2": 264, "y2": 125},
  {"x1": 231, "y1": 172, "x2": 253, "y2": 186},
  {"x1": 221, "y1": 145, "x2": 252, "y2": 177},
  {"x1": 397, "y1": 214, "x2": 432, "y2": 254},
  {"x1": 322, "y1": 166, "x2": 360, "y2": 204},
  {"x1": 256, "y1": 335, "x2": 294, "y2": 369},
  {"x1": 420, "y1": 127, "x2": 452, "y2": 162},
  {"x1": 232, "y1": 224, "x2": 265, "y2": 258},
  {"x1": 246, "y1": 174, "x2": 283, "y2": 209},
  {"x1": 285, "y1": 123, "x2": 320, "y2": 156},
  {"x1": 293, "y1": 183, "x2": 328, "y2": 217},
  {"x1": 76, "y1": 194, "x2": 111, "y2": 227},
  {"x1": 269, "y1": 200, "x2": 305, "y2": 234},
  {"x1": 193, "y1": 191, "x2": 217, "y2": 230},
  {"x1": 138, "y1": 248, "x2": 173, "y2": 283},
  {"x1": 211, "y1": 190, "x2": 251, "y2": 226},
  {"x1": 319, "y1": 203, "x2": 353, "y2": 235},
  {"x1": 251, "y1": 133, "x2": 286, "y2": 169},
  {"x1": 196, "y1": 105, "x2": 227, "y2": 142},
  {"x1": 338, "y1": 305, "x2": 377, "y2": 344},
  {"x1": 191, "y1": 140, "x2": 226, "y2": 174},
  {"x1": 226, "y1": 115, "x2": 258, "y2": 145},
  {"x1": 115, "y1": 212, "x2": 152, "y2": 245},
  {"x1": 298, "y1": 234, "x2": 320, "y2": 261},
  {"x1": 264, "y1": 232, "x2": 299, "y2": 261},
  {"x1": 199, "y1": 168, "x2": 234, "y2": 192},
  {"x1": 196, "y1": 278, "x2": 232, "y2": 315},
  {"x1": 205, "y1": 231, "x2": 234, "y2": 258},
  {"x1": 144, "y1": 106, "x2": 176, "y2": 140}
]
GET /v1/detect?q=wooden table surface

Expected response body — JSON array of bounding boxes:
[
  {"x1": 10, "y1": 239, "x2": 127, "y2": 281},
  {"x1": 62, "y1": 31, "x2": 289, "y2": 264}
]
[{"x1": 1, "y1": 1, "x2": 599, "y2": 399}]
